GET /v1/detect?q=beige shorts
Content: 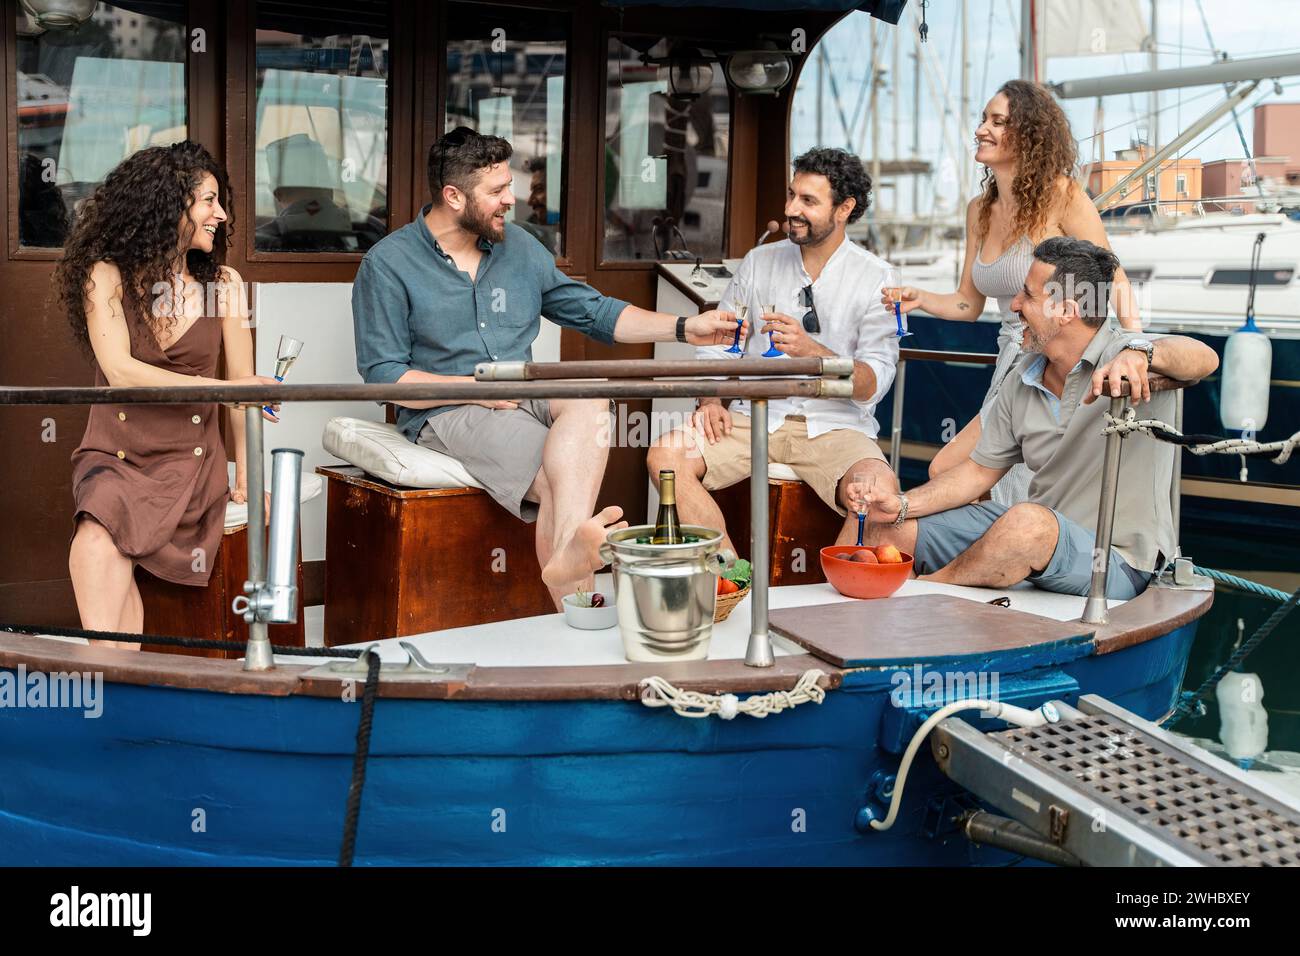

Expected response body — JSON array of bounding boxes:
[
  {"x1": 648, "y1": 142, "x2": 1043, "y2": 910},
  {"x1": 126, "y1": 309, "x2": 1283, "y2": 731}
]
[{"x1": 693, "y1": 413, "x2": 888, "y2": 516}]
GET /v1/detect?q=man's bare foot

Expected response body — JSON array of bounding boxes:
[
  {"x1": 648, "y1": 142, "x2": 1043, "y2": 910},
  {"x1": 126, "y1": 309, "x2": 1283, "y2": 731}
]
[{"x1": 542, "y1": 505, "x2": 628, "y2": 589}]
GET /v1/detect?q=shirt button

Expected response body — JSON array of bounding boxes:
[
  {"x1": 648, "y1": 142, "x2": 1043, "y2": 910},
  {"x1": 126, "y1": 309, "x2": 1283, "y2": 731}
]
[
  {"x1": 480, "y1": 322, "x2": 486, "y2": 328},
  {"x1": 191, "y1": 414, "x2": 201, "y2": 424},
  {"x1": 116, "y1": 450, "x2": 126, "y2": 459},
  {"x1": 117, "y1": 411, "x2": 126, "y2": 421},
  {"x1": 194, "y1": 447, "x2": 203, "y2": 456}
]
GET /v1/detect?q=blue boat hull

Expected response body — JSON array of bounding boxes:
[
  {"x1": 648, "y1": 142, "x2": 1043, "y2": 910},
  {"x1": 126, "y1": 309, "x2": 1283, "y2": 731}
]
[{"x1": 0, "y1": 622, "x2": 1198, "y2": 866}]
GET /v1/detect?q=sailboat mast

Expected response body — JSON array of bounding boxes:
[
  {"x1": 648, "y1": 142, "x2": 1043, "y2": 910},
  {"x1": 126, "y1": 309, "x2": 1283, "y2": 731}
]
[
  {"x1": 1150, "y1": 0, "x2": 1160, "y2": 211},
  {"x1": 960, "y1": 0, "x2": 969, "y2": 198}
]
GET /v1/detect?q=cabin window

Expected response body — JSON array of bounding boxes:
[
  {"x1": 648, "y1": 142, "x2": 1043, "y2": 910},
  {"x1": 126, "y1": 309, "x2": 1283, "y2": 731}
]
[
  {"x1": 252, "y1": 0, "x2": 390, "y2": 253},
  {"x1": 602, "y1": 37, "x2": 731, "y2": 262},
  {"x1": 444, "y1": 3, "x2": 569, "y2": 259},
  {"x1": 1207, "y1": 267, "x2": 1295, "y2": 287},
  {"x1": 14, "y1": 1, "x2": 188, "y2": 249}
]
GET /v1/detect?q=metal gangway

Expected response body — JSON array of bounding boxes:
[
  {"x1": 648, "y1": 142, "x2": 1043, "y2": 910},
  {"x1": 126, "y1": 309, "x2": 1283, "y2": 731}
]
[{"x1": 933, "y1": 694, "x2": 1300, "y2": 866}]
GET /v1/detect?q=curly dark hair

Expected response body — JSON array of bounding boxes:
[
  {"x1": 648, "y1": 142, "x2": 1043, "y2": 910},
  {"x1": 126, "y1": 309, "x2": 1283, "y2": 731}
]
[
  {"x1": 427, "y1": 127, "x2": 513, "y2": 203},
  {"x1": 54, "y1": 140, "x2": 233, "y2": 355},
  {"x1": 791, "y1": 147, "x2": 872, "y2": 223},
  {"x1": 976, "y1": 80, "x2": 1078, "y2": 245}
]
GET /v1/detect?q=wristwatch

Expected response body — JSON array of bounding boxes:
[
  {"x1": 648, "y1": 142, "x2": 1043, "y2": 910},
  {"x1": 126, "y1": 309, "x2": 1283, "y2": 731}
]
[
  {"x1": 675, "y1": 316, "x2": 689, "y2": 343},
  {"x1": 892, "y1": 493, "x2": 910, "y2": 526},
  {"x1": 1123, "y1": 337, "x2": 1155, "y2": 366}
]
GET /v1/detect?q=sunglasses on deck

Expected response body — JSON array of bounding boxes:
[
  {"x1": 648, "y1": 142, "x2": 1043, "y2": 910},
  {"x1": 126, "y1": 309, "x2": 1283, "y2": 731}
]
[
  {"x1": 437, "y1": 126, "x2": 476, "y2": 193},
  {"x1": 800, "y1": 285, "x2": 821, "y2": 334}
]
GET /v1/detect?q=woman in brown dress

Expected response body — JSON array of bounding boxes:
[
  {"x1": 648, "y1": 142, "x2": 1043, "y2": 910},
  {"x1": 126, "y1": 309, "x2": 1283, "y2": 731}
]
[{"x1": 54, "y1": 141, "x2": 278, "y2": 646}]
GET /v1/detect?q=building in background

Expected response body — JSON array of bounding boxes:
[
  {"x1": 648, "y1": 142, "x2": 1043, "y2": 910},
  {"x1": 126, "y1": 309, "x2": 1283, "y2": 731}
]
[{"x1": 1083, "y1": 141, "x2": 1202, "y2": 214}]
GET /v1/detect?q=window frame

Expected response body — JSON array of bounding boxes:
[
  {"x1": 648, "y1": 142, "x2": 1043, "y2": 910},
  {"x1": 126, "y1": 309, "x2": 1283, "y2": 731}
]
[
  {"x1": 236, "y1": 0, "x2": 404, "y2": 272},
  {"x1": 436, "y1": 0, "x2": 577, "y2": 272},
  {"x1": 596, "y1": 28, "x2": 736, "y2": 272},
  {"x1": 5, "y1": 0, "x2": 214, "y2": 261}
]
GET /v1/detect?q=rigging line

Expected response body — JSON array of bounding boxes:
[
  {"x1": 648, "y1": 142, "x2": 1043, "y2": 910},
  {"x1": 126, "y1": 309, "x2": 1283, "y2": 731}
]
[
  {"x1": 977, "y1": 0, "x2": 994, "y2": 122},
  {"x1": 1193, "y1": 0, "x2": 1264, "y2": 196},
  {"x1": 1073, "y1": 86, "x2": 1223, "y2": 144}
]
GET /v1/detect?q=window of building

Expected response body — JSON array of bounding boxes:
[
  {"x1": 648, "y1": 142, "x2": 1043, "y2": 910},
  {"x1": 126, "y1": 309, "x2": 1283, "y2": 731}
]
[
  {"x1": 1175, "y1": 173, "x2": 1187, "y2": 195},
  {"x1": 252, "y1": 0, "x2": 390, "y2": 254},
  {"x1": 444, "y1": 3, "x2": 568, "y2": 258},
  {"x1": 14, "y1": 1, "x2": 187, "y2": 249},
  {"x1": 603, "y1": 37, "x2": 730, "y2": 262}
]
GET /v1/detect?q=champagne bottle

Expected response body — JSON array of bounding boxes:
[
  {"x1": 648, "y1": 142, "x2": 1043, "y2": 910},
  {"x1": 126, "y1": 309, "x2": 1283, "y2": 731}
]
[{"x1": 652, "y1": 470, "x2": 683, "y2": 545}]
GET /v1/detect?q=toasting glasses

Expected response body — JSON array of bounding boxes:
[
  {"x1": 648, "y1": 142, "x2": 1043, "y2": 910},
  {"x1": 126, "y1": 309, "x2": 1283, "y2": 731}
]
[
  {"x1": 264, "y1": 335, "x2": 304, "y2": 417},
  {"x1": 726, "y1": 304, "x2": 747, "y2": 354},
  {"x1": 883, "y1": 267, "x2": 910, "y2": 337},
  {"x1": 851, "y1": 470, "x2": 875, "y2": 546}
]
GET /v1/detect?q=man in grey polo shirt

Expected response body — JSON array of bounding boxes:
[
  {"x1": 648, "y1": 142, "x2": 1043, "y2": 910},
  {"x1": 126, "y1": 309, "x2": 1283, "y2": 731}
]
[
  {"x1": 855, "y1": 237, "x2": 1219, "y2": 599},
  {"x1": 353, "y1": 128, "x2": 741, "y2": 603}
]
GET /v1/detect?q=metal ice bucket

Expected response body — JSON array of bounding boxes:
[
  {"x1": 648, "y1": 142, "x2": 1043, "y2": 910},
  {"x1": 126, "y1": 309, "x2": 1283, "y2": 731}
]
[{"x1": 600, "y1": 525, "x2": 735, "y2": 662}]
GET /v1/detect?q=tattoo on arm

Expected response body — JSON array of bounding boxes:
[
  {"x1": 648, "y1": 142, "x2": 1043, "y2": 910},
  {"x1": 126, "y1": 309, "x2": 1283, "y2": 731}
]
[{"x1": 957, "y1": 301, "x2": 971, "y2": 312}]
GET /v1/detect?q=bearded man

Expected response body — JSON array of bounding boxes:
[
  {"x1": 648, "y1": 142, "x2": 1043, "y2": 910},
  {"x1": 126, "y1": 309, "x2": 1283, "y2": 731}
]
[
  {"x1": 647, "y1": 146, "x2": 902, "y2": 555},
  {"x1": 352, "y1": 127, "x2": 742, "y2": 604}
]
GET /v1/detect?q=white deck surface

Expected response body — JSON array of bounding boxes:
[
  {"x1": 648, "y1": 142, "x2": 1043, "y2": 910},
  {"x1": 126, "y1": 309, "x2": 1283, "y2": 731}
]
[{"x1": 289, "y1": 577, "x2": 1119, "y2": 669}]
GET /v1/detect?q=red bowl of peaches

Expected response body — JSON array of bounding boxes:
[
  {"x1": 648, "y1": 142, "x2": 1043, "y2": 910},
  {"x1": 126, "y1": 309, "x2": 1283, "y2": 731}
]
[{"x1": 819, "y1": 544, "x2": 913, "y2": 599}]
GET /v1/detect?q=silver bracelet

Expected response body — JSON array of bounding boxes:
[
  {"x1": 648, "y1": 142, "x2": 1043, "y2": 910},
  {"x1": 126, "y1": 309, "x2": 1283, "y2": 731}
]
[{"x1": 892, "y1": 493, "x2": 909, "y2": 526}]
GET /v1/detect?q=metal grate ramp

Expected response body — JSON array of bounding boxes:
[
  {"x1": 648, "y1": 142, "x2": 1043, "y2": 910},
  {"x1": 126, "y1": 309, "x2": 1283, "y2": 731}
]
[{"x1": 932, "y1": 694, "x2": 1300, "y2": 866}]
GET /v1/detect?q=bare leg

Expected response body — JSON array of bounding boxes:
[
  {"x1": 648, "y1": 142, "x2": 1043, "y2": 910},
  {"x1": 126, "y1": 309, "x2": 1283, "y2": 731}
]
[
  {"x1": 524, "y1": 468, "x2": 566, "y2": 608},
  {"x1": 921, "y1": 503, "x2": 1058, "y2": 588},
  {"x1": 929, "y1": 413, "x2": 982, "y2": 480},
  {"x1": 833, "y1": 457, "x2": 899, "y2": 545},
  {"x1": 536, "y1": 399, "x2": 612, "y2": 591},
  {"x1": 69, "y1": 517, "x2": 141, "y2": 650},
  {"x1": 647, "y1": 428, "x2": 735, "y2": 553}
]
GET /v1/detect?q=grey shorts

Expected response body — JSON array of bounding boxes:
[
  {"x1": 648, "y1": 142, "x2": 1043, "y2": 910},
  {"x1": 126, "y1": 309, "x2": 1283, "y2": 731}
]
[
  {"x1": 416, "y1": 399, "x2": 556, "y2": 522},
  {"x1": 913, "y1": 501, "x2": 1152, "y2": 600}
]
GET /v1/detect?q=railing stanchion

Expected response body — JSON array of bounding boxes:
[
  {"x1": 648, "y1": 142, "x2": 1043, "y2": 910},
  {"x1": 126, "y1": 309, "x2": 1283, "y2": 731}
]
[
  {"x1": 1082, "y1": 394, "x2": 1129, "y2": 625},
  {"x1": 745, "y1": 399, "x2": 774, "y2": 667},
  {"x1": 890, "y1": 360, "x2": 906, "y2": 475}
]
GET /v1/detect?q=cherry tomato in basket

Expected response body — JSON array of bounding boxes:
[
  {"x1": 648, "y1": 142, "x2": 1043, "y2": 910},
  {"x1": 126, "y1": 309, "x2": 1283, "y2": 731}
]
[{"x1": 718, "y1": 577, "x2": 741, "y2": 595}]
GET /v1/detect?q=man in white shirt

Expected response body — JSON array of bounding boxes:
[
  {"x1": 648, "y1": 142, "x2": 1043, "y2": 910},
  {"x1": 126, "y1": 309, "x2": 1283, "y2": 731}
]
[{"x1": 648, "y1": 148, "x2": 901, "y2": 554}]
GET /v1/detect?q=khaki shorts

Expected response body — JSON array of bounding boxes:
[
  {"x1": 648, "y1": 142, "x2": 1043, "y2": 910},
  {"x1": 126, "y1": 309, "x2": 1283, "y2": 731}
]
[
  {"x1": 693, "y1": 413, "x2": 888, "y2": 516},
  {"x1": 416, "y1": 399, "x2": 556, "y2": 522}
]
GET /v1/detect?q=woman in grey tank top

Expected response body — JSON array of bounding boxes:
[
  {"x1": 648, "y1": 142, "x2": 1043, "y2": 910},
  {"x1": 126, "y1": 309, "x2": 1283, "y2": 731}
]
[{"x1": 884, "y1": 80, "x2": 1142, "y2": 505}]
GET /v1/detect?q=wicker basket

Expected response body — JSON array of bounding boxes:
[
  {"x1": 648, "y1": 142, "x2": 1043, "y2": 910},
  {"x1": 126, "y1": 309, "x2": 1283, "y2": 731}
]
[{"x1": 713, "y1": 584, "x2": 751, "y2": 623}]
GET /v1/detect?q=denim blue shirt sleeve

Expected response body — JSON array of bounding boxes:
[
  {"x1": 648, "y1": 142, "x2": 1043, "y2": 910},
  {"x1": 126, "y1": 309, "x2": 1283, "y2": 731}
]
[
  {"x1": 351, "y1": 212, "x2": 631, "y2": 441},
  {"x1": 353, "y1": 255, "x2": 414, "y2": 385}
]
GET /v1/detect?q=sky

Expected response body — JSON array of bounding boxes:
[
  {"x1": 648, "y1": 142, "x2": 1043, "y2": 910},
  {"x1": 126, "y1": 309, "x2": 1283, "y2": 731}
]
[{"x1": 789, "y1": 0, "x2": 1300, "y2": 218}]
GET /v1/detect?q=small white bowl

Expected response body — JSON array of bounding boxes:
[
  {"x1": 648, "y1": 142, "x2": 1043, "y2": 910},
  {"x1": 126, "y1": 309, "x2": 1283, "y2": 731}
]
[{"x1": 562, "y1": 593, "x2": 618, "y2": 630}]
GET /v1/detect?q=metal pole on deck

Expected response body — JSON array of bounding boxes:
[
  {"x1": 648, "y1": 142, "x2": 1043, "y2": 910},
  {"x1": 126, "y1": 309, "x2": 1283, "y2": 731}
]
[
  {"x1": 242, "y1": 407, "x2": 274, "y2": 671},
  {"x1": 1081, "y1": 395, "x2": 1128, "y2": 625},
  {"x1": 745, "y1": 399, "x2": 774, "y2": 667},
  {"x1": 889, "y1": 360, "x2": 906, "y2": 475},
  {"x1": 1171, "y1": 389, "x2": 1183, "y2": 550}
]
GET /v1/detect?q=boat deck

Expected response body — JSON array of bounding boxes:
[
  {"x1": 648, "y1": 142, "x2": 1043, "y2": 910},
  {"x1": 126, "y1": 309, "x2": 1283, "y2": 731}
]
[{"x1": 293, "y1": 579, "x2": 1119, "y2": 669}]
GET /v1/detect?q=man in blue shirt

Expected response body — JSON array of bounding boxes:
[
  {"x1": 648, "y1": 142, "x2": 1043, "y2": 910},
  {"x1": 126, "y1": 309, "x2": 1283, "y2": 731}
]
[{"x1": 353, "y1": 127, "x2": 741, "y2": 604}]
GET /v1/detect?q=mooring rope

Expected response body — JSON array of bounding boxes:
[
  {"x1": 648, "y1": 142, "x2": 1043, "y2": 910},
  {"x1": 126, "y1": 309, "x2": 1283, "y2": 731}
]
[
  {"x1": 0, "y1": 620, "x2": 378, "y2": 866},
  {"x1": 1162, "y1": 584, "x2": 1300, "y2": 729},
  {"x1": 1102, "y1": 410, "x2": 1299, "y2": 471},
  {"x1": 639, "y1": 669, "x2": 827, "y2": 719}
]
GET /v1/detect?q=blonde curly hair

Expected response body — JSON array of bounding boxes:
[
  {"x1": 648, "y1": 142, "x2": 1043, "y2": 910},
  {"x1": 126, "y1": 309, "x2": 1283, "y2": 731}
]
[{"x1": 976, "y1": 80, "x2": 1078, "y2": 244}]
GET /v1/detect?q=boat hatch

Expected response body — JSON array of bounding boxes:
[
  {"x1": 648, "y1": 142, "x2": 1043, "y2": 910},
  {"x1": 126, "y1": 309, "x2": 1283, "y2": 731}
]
[
  {"x1": 933, "y1": 694, "x2": 1300, "y2": 866},
  {"x1": 1207, "y1": 267, "x2": 1296, "y2": 286}
]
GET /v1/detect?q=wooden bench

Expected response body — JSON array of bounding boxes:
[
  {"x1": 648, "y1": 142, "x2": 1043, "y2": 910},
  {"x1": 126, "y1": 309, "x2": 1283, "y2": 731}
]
[
  {"x1": 713, "y1": 470, "x2": 844, "y2": 587},
  {"x1": 318, "y1": 465, "x2": 556, "y2": 646}
]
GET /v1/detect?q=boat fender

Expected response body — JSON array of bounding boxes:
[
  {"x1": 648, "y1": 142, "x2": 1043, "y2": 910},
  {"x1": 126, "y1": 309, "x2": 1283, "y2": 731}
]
[{"x1": 1219, "y1": 315, "x2": 1272, "y2": 438}]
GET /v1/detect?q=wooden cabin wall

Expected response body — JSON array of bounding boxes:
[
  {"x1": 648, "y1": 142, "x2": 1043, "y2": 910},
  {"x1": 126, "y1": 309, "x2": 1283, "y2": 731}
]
[{"x1": 0, "y1": 0, "x2": 843, "y2": 628}]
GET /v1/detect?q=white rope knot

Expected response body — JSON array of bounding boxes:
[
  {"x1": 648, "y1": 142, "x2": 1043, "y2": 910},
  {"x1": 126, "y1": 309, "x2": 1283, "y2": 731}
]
[{"x1": 638, "y1": 669, "x2": 827, "y2": 719}]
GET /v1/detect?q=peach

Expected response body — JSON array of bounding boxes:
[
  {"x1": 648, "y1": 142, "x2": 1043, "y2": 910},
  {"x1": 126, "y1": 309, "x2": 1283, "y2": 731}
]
[
  {"x1": 847, "y1": 549, "x2": 879, "y2": 564},
  {"x1": 877, "y1": 545, "x2": 904, "y2": 564}
]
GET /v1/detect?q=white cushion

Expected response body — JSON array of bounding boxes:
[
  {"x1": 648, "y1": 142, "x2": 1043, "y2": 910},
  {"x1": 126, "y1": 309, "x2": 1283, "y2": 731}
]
[
  {"x1": 768, "y1": 463, "x2": 800, "y2": 482},
  {"x1": 224, "y1": 472, "x2": 324, "y2": 531},
  {"x1": 321, "y1": 417, "x2": 484, "y2": 491}
]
